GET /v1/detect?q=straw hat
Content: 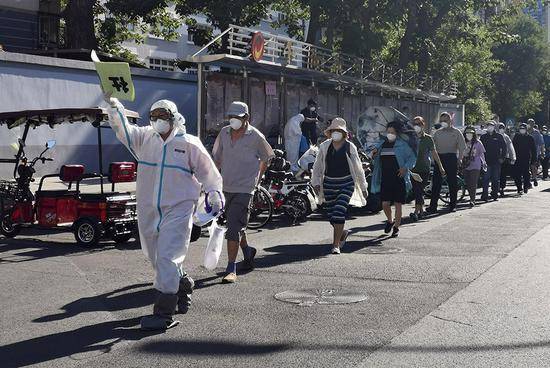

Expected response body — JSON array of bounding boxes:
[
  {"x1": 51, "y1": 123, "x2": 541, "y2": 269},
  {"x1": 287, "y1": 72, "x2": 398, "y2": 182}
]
[{"x1": 324, "y1": 117, "x2": 348, "y2": 136}]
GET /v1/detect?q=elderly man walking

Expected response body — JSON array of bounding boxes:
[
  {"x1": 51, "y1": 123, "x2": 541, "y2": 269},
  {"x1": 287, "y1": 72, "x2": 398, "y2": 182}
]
[{"x1": 213, "y1": 101, "x2": 275, "y2": 284}]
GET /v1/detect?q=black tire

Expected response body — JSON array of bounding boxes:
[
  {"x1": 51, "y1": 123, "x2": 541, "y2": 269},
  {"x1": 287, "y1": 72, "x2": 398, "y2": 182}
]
[
  {"x1": 284, "y1": 192, "x2": 310, "y2": 222},
  {"x1": 1, "y1": 214, "x2": 20, "y2": 238},
  {"x1": 112, "y1": 233, "x2": 133, "y2": 244},
  {"x1": 247, "y1": 186, "x2": 273, "y2": 230},
  {"x1": 73, "y1": 218, "x2": 101, "y2": 247}
]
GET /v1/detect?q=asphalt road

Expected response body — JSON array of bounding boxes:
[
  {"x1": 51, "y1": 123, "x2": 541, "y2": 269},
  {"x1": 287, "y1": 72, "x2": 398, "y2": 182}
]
[{"x1": 1, "y1": 180, "x2": 550, "y2": 368}]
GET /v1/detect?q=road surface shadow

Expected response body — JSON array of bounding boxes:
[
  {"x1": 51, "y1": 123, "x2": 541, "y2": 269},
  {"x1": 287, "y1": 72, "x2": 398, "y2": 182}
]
[
  {"x1": 33, "y1": 283, "x2": 155, "y2": 323},
  {"x1": 0, "y1": 317, "x2": 159, "y2": 368}
]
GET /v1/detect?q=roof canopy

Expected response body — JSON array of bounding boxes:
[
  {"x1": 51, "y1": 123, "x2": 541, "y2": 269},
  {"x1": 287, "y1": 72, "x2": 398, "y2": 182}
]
[{"x1": 185, "y1": 25, "x2": 457, "y2": 103}]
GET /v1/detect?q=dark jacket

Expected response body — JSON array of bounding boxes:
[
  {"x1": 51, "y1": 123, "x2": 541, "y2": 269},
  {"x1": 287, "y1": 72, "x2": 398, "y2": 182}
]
[
  {"x1": 480, "y1": 132, "x2": 507, "y2": 165},
  {"x1": 512, "y1": 133, "x2": 537, "y2": 165}
]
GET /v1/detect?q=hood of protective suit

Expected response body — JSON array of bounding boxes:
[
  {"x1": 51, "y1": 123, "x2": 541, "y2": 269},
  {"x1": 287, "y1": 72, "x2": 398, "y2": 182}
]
[{"x1": 150, "y1": 99, "x2": 186, "y2": 133}]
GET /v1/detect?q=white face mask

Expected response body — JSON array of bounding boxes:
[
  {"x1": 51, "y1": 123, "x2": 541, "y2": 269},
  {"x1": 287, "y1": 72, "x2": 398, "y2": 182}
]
[
  {"x1": 440, "y1": 122, "x2": 449, "y2": 129},
  {"x1": 414, "y1": 125, "x2": 422, "y2": 134},
  {"x1": 386, "y1": 133, "x2": 397, "y2": 142},
  {"x1": 331, "y1": 131, "x2": 344, "y2": 142},
  {"x1": 229, "y1": 118, "x2": 243, "y2": 130},
  {"x1": 465, "y1": 133, "x2": 474, "y2": 141},
  {"x1": 309, "y1": 106, "x2": 316, "y2": 112},
  {"x1": 487, "y1": 126, "x2": 495, "y2": 133},
  {"x1": 151, "y1": 119, "x2": 172, "y2": 134},
  {"x1": 519, "y1": 129, "x2": 527, "y2": 134},
  {"x1": 499, "y1": 128, "x2": 505, "y2": 134}
]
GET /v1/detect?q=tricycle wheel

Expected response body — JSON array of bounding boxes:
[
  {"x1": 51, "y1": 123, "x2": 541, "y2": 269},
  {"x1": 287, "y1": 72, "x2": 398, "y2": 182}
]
[
  {"x1": 112, "y1": 233, "x2": 133, "y2": 244},
  {"x1": 1, "y1": 214, "x2": 20, "y2": 238},
  {"x1": 74, "y1": 218, "x2": 101, "y2": 247}
]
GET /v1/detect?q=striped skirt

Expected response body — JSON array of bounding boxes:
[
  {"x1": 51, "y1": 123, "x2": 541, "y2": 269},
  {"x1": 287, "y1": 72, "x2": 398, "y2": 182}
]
[{"x1": 323, "y1": 175, "x2": 355, "y2": 225}]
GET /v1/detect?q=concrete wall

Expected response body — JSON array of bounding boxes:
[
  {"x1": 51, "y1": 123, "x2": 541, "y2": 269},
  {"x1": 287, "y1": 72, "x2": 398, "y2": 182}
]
[{"x1": 0, "y1": 52, "x2": 197, "y2": 178}]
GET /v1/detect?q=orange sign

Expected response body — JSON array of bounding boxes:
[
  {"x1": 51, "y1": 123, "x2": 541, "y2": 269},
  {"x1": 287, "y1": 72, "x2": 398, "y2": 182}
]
[{"x1": 250, "y1": 32, "x2": 265, "y2": 62}]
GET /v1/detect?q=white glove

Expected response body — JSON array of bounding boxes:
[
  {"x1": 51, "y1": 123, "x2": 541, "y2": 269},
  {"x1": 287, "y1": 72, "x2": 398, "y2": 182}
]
[
  {"x1": 103, "y1": 92, "x2": 117, "y2": 107},
  {"x1": 205, "y1": 191, "x2": 225, "y2": 216}
]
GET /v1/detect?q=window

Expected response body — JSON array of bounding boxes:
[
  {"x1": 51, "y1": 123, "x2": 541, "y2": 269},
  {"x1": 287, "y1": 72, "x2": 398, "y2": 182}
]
[
  {"x1": 187, "y1": 32, "x2": 194, "y2": 44},
  {"x1": 148, "y1": 58, "x2": 175, "y2": 71}
]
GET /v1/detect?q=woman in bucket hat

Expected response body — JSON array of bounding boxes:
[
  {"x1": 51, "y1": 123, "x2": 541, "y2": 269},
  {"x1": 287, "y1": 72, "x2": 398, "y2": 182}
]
[{"x1": 311, "y1": 117, "x2": 368, "y2": 254}]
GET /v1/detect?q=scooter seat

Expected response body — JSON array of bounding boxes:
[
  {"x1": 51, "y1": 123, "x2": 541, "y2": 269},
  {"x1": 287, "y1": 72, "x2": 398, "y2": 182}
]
[{"x1": 35, "y1": 190, "x2": 78, "y2": 198}]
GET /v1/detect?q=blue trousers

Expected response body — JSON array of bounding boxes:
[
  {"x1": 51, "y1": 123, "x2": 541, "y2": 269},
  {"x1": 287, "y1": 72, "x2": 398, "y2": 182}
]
[{"x1": 482, "y1": 163, "x2": 501, "y2": 199}]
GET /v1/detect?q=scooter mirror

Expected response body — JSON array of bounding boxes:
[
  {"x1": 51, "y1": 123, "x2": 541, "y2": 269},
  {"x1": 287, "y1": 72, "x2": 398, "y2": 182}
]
[{"x1": 46, "y1": 140, "x2": 56, "y2": 149}]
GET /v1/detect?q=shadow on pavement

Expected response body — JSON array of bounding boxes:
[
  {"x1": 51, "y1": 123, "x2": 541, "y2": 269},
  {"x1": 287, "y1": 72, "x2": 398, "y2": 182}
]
[
  {"x1": 0, "y1": 236, "x2": 139, "y2": 264},
  {"x1": 33, "y1": 283, "x2": 154, "y2": 323},
  {"x1": 0, "y1": 317, "x2": 159, "y2": 368},
  {"x1": 137, "y1": 338, "x2": 550, "y2": 356}
]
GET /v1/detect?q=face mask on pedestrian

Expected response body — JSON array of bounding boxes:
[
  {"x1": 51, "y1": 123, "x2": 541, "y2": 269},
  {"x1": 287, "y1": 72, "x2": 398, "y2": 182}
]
[
  {"x1": 229, "y1": 117, "x2": 243, "y2": 130},
  {"x1": 151, "y1": 119, "x2": 172, "y2": 134},
  {"x1": 331, "y1": 131, "x2": 344, "y2": 142},
  {"x1": 386, "y1": 133, "x2": 397, "y2": 142},
  {"x1": 440, "y1": 121, "x2": 449, "y2": 129},
  {"x1": 499, "y1": 128, "x2": 505, "y2": 134},
  {"x1": 309, "y1": 106, "x2": 316, "y2": 112},
  {"x1": 465, "y1": 133, "x2": 474, "y2": 141},
  {"x1": 519, "y1": 128, "x2": 527, "y2": 134},
  {"x1": 414, "y1": 125, "x2": 423, "y2": 134},
  {"x1": 487, "y1": 126, "x2": 495, "y2": 133}
]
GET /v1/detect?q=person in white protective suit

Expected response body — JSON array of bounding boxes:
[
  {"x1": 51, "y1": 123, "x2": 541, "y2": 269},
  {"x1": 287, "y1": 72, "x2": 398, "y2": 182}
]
[
  {"x1": 284, "y1": 114, "x2": 305, "y2": 172},
  {"x1": 104, "y1": 94, "x2": 224, "y2": 331}
]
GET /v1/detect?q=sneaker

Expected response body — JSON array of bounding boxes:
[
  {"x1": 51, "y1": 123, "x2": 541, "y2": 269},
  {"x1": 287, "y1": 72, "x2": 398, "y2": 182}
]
[
  {"x1": 222, "y1": 272, "x2": 237, "y2": 284},
  {"x1": 448, "y1": 206, "x2": 457, "y2": 213},
  {"x1": 391, "y1": 226, "x2": 399, "y2": 237},
  {"x1": 331, "y1": 247, "x2": 341, "y2": 254},
  {"x1": 524, "y1": 188, "x2": 529, "y2": 194},
  {"x1": 409, "y1": 212, "x2": 419, "y2": 222},
  {"x1": 384, "y1": 221, "x2": 394, "y2": 234},
  {"x1": 340, "y1": 230, "x2": 350, "y2": 248}
]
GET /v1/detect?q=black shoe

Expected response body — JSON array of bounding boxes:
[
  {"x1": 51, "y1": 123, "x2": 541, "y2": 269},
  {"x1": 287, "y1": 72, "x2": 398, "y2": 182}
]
[
  {"x1": 517, "y1": 189, "x2": 523, "y2": 195},
  {"x1": 425, "y1": 207, "x2": 437, "y2": 215},
  {"x1": 391, "y1": 226, "x2": 399, "y2": 237},
  {"x1": 409, "y1": 212, "x2": 419, "y2": 222},
  {"x1": 469, "y1": 201, "x2": 474, "y2": 208},
  {"x1": 384, "y1": 221, "x2": 394, "y2": 234},
  {"x1": 499, "y1": 189, "x2": 505, "y2": 197},
  {"x1": 524, "y1": 188, "x2": 529, "y2": 194},
  {"x1": 481, "y1": 196, "x2": 489, "y2": 202},
  {"x1": 534, "y1": 180, "x2": 538, "y2": 187},
  {"x1": 448, "y1": 207, "x2": 457, "y2": 213}
]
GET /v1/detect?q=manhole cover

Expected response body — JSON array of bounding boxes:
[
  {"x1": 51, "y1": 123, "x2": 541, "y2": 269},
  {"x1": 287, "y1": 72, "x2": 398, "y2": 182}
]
[
  {"x1": 274, "y1": 289, "x2": 367, "y2": 306},
  {"x1": 357, "y1": 246, "x2": 403, "y2": 254}
]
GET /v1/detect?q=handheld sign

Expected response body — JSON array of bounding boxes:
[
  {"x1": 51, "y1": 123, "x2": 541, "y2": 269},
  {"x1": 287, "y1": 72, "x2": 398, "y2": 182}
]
[{"x1": 91, "y1": 50, "x2": 135, "y2": 101}]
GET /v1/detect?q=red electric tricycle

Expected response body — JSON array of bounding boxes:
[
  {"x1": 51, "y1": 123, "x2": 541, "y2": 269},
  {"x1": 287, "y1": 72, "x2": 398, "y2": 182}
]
[{"x1": 0, "y1": 108, "x2": 139, "y2": 247}]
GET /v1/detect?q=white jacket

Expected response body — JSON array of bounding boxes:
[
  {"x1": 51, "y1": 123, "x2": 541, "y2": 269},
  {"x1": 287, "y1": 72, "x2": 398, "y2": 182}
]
[
  {"x1": 284, "y1": 114, "x2": 305, "y2": 172},
  {"x1": 502, "y1": 133, "x2": 517, "y2": 161},
  {"x1": 107, "y1": 99, "x2": 222, "y2": 293},
  {"x1": 311, "y1": 139, "x2": 368, "y2": 207}
]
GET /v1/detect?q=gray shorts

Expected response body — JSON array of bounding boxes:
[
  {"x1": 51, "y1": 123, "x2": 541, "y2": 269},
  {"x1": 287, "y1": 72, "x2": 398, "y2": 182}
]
[{"x1": 224, "y1": 192, "x2": 252, "y2": 241}]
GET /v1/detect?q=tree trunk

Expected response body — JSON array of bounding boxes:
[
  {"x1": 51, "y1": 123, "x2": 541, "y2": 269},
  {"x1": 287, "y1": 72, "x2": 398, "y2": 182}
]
[
  {"x1": 306, "y1": 1, "x2": 321, "y2": 45},
  {"x1": 63, "y1": 0, "x2": 97, "y2": 50},
  {"x1": 398, "y1": 2, "x2": 417, "y2": 70}
]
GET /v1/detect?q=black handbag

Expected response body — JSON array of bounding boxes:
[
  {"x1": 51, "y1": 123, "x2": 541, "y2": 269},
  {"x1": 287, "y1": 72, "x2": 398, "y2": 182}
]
[{"x1": 462, "y1": 143, "x2": 474, "y2": 168}]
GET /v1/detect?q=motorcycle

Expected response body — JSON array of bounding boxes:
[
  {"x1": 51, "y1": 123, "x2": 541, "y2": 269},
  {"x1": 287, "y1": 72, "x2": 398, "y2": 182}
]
[{"x1": 262, "y1": 150, "x2": 317, "y2": 224}]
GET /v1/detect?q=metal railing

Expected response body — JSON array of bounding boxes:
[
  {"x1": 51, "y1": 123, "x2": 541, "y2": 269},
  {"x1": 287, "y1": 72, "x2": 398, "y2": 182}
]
[{"x1": 194, "y1": 24, "x2": 458, "y2": 98}]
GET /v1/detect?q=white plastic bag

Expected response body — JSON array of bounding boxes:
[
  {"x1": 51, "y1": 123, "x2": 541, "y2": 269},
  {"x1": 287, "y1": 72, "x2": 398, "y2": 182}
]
[{"x1": 203, "y1": 220, "x2": 226, "y2": 270}]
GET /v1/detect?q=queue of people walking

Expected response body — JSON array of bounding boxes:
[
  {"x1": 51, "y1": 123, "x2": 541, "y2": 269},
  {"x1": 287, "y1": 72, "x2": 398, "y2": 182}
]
[{"x1": 104, "y1": 91, "x2": 546, "y2": 331}]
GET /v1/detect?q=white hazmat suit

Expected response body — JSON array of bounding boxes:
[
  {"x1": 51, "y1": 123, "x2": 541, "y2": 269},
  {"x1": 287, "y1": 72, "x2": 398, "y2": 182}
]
[
  {"x1": 284, "y1": 114, "x2": 305, "y2": 172},
  {"x1": 107, "y1": 99, "x2": 222, "y2": 295}
]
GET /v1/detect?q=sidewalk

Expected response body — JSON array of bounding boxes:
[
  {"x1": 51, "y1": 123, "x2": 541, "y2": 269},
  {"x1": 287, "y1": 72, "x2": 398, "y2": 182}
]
[{"x1": 358, "y1": 215, "x2": 550, "y2": 367}]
